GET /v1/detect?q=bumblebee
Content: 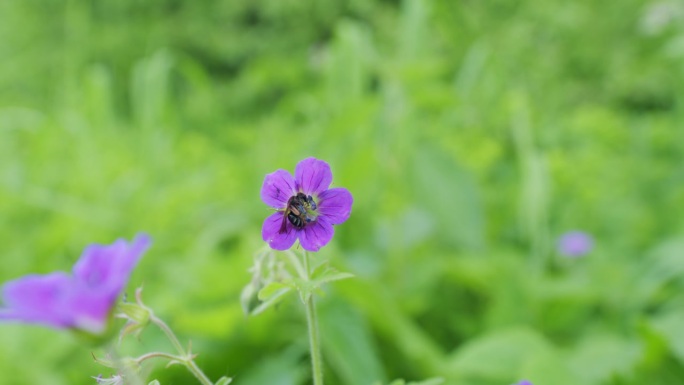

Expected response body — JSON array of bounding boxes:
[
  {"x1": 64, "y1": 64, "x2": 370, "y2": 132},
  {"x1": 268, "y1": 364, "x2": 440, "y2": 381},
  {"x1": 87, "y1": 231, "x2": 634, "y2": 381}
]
[{"x1": 279, "y1": 192, "x2": 317, "y2": 233}]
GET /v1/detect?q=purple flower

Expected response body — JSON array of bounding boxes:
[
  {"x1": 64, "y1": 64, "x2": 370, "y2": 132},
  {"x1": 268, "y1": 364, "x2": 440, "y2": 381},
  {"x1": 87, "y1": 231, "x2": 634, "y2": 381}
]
[
  {"x1": 0, "y1": 234, "x2": 150, "y2": 334},
  {"x1": 514, "y1": 381, "x2": 532, "y2": 385},
  {"x1": 557, "y1": 231, "x2": 593, "y2": 257},
  {"x1": 261, "y1": 158, "x2": 353, "y2": 252}
]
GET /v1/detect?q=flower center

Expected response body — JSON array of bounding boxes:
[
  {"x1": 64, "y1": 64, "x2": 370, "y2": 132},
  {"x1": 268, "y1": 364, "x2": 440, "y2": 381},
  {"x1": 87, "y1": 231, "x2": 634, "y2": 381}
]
[{"x1": 286, "y1": 192, "x2": 318, "y2": 229}]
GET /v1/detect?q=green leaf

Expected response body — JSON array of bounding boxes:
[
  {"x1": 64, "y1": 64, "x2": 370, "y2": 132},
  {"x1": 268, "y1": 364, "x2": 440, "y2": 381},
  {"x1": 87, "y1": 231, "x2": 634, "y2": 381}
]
[
  {"x1": 635, "y1": 237, "x2": 684, "y2": 303},
  {"x1": 294, "y1": 266, "x2": 354, "y2": 304},
  {"x1": 522, "y1": 350, "x2": 581, "y2": 385},
  {"x1": 566, "y1": 332, "x2": 641, "y2": 383},
  {"x1": 250, "y1": 284, "x2": 294, "y2": 316},
  {"x1": 650, "y1": 308, "x2": 684, "y2": 364},
  {"x1": 234, "y1": 346, "x2": 307, "y2": 385},
  {"x1": 311, "y1": 267, "x2": 355, "y2": 287},
  {"x1": 320, "y1": 303, "x2": 386, "y2": 385},
  {"x1": 407, "y1": 378, "x2": 444, "y2": 385},
  {"x1": 214, "y1": 376, "x2": 233, "y2": 385},
  {"x1": 446, "y1": 327, "x2": 553, "y2": 380},
  {"x1": 148, "y1": 381, "x2": 160, "y2": 385},
  {"x1": 257, "y1": 282, "x2": 292, "y2": 301},
  {"x1": 292, "y1": 278, "x2": 317, "y2": 304}
]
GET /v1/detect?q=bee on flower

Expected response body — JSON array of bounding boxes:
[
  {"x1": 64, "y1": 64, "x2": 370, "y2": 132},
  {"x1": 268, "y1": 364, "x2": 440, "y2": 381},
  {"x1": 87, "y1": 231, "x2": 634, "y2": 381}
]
[{"x1": 260, "y1": 158, "x2": 353, "y2": 252}]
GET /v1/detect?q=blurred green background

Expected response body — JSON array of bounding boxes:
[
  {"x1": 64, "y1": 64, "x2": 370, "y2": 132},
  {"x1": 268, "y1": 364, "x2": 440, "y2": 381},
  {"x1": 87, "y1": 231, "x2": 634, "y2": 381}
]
[{"x1": 1, "y1": 0, "x2": 684, "y2": 384}]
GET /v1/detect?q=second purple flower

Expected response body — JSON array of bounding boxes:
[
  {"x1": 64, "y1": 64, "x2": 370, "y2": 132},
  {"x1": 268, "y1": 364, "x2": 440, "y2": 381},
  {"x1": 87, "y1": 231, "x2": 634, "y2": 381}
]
[
  {"x1": 260, "y1": 157, "x2": 353, "y2": 252},
  {"x1": 557, "y1": 230, "x2": 593, "y2": 257},
  {"x1": 0, "y1": 234, "x2": 150, "y2": 335}
]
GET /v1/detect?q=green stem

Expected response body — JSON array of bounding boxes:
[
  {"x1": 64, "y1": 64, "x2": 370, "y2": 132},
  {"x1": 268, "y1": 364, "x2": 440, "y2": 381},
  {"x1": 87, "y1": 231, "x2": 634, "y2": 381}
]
[
  {"x1": 150, "y1": 314, "x2": 214, "y2": 385},
  {"x1": 303, "y1": 251, "x2": 324, "y2": 385},
  {"x1": 135, "y1": 351, "x2": 185, "y2": 363},
  {"x1": 151, "y1": 314, "x2": 186, "y2": 354}
]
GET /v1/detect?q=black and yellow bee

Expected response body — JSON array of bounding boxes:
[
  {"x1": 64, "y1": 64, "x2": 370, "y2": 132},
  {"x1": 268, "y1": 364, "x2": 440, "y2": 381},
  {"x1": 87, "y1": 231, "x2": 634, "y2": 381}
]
[{"x1": 279, "y1": 192, "x2": 317, "y2": 233}]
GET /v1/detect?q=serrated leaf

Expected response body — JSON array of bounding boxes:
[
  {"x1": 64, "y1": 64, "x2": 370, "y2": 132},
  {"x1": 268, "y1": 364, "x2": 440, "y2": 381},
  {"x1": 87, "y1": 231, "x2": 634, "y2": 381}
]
[
  {"x1": 309, "y1": 258, "x2": 328, "y2": 276},
  {"x1": 250, "y1": 286, "x2": 293, "y2": 316},
  {"x1": 312, "y1": 268, "x2": 354, "y2": 286},
  {"x1": 258, "y1": 282, "x2": 292, "y2": 301},
  {"x1": 293, "y1": 278, "x2": 317, "y2": 304}
]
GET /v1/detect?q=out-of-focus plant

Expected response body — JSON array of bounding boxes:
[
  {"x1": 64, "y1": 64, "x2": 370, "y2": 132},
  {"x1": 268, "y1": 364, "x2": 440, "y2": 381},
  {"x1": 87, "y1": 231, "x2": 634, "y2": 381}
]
[{"x1": 0, "y1": 235, "x2": 231, "y2": 385}]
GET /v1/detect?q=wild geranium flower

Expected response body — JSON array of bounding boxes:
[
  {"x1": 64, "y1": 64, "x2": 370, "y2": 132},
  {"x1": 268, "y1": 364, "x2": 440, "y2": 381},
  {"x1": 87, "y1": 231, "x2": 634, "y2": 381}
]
[
  {"x1": 0, "y1": 234, "x2": 150, "y2": 335},
  {"x1": 557, "y1": 230, "x2": 593, "y2": 257},
  {"x1": 514, "y1": 381, "x2": 532, "y2": 385},
  {"x1": 261, "y1": 157, "x2": 353, "y2": 252}
]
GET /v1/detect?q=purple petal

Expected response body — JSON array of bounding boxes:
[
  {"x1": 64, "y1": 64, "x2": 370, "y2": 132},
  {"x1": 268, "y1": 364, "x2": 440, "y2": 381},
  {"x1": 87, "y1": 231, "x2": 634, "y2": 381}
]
[
  {"x1": 61, "y1": 285, "x2": 114, "y2": 333},
  {"x1": 261, "y1": 169, "x2": 297, "y2": 208},
  {"x1": 73, "y1": 233, "x2": 150, "y2": 294},
  {"x1": 557, "y1": 231, "x2": 593, "y2": 257},
  {"x1": 317, "y1": 187, "x2": 353, "y2": 225},
  {"x1": 262, "y1": 212, "x2": 298, "y2": 250},
  {"x1": 295, "y1": 158, "x2": 333, "y2": 196},
  {"x1": 0, "y1": 272, "x2": 73, "y2": 328},
  {"x1": 0, "y1": 235, "x2": 150, "y2": 334},
  {"x1": 299, "y1": 217, "x2": 334, "y2": 252}
]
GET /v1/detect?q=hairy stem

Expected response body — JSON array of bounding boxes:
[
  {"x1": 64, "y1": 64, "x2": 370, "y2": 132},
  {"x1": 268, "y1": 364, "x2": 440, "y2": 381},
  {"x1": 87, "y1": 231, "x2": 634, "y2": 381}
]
[
  {"x1": 303, "y1": 251, "x2": 324, "y2": 385},
  {"x1": 135, "y1": 351, "x2": 184, "y2": 363},
  {"x1": 150, "y1": 314, "x2": 214, "y2": 385}
]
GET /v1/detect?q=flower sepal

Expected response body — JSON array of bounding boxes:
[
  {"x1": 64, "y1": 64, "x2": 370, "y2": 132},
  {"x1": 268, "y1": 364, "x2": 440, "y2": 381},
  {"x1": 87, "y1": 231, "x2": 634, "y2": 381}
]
[
  {"x1": 118, "y1": 302, "x2": 150, "y2": 328},
  {"x1": 116, "y1": 288, "x2": 152, "y2": 340}
]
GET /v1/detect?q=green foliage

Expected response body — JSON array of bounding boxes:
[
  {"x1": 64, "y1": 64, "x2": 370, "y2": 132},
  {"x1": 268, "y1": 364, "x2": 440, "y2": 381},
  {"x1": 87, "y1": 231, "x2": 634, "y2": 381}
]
[
  {"x1": 374, "y1": 378, "x2": 444, "y2": 385},
  {"x1": 1, "y1": 0, "x2": 684, "y2": 384}
]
